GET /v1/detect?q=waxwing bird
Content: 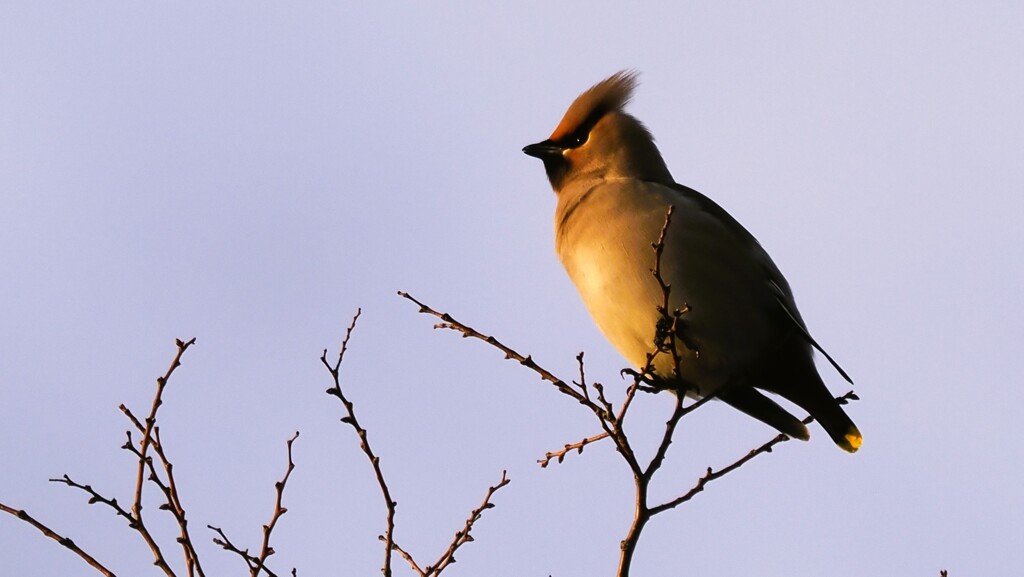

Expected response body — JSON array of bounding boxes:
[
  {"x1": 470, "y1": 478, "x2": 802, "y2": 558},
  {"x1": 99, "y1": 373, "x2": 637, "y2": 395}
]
[{"x1": 523, "y1": 71, "x2": 862, "y2": 452}]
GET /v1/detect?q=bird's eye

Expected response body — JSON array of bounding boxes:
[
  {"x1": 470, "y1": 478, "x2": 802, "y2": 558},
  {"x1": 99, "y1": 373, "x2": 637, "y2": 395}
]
[{"x1": 568, "y1": 132, "x2": 588, "y2": 148}]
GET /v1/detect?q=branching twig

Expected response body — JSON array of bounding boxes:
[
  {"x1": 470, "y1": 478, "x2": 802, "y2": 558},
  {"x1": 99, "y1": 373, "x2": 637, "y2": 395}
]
[
  {"x1": 133, "y1": 338, "x2": 199, "y2": 576},
  {"x1": 134, "y1": 338, "x2": 196, "y2": 518},
  {"x1": 324, "y1": 309, "x2": 509, "y2": 577},
  {"x1": 388, "y1": 540, "x2": 424, "y2": 575},
  {"x1": 0, "y1": 503, "x2": 117, "y2": 577},
  {"x1": 209, "y1": 525, "x2": 280, "y2": 577},
  {"x1": 8, "y1": 338, "x2": 199, "y2": 577},
  {"x1": 321, "y1": 309, "x2": 399, "y2": 577},
  {"x1": 149, "y1": 426, "x2": 205, "y2": 577},
  {"x1": 423, "y1": 470, "x2": 510, "y2": 576},
  {"x1": 45, "y1": 341, "x2": 198, "y2": 577},
  {"x1": 7, "y1": 336, "x2": 309, "y2": 577},
  {"x1": 208, "y1": 432, "x2": 299, "y2": 577},
  {"x1": 257, "y1": 432, "x2": 300, "y2": 575},
  {"x1": 116, "y1": 422, "x2": 205, "y2": 577},
  {"x1": 398, "y1": 291, "x2": 591, "y2": 408},
  {"x1": 386, "y1": 470, "x2": 511, "y2": 577}
]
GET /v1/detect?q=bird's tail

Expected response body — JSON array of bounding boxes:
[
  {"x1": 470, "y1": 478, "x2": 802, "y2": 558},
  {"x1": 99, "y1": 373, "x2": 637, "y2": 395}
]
[
  {"x1": 776, "y1": 371, "x2": 862, "y2": 453},
  {"x1": 755, "y1": 337, "x2": 863, "y2": 453},
  {"x1": 813, "y1": 398, "x2": 862, "y2": 453}
]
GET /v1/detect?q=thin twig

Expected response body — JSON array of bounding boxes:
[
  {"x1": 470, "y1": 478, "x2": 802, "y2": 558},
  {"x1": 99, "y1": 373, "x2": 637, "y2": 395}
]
[
  {"x1": 253, "y1": 432, "x2": 300, "y2": 577},
  {"x1": 116, "y1": 423, "x2": 205, "y2": 577},
  {"x1": 321, "y1": 309, "x2": 399, "y2": 577},
  {"x1": 132, "y1": 338, "x2": 198, "y2": 576},
  {"x1": 401, "y1": 292, "x2": 649, "y2": 480},
  {"x1": 209, "y1": 525, "x2": 280, "y2": 577},
  {"x1": 387, "y1": 540, "x2": 424, "y2": 576},
  {"x1": 398, "y1": 292, "x2": 590, "y2": 408},
  {"x1": 644, "y1": 393, "x2": 717, "y2": 479},
  {"x1": 539, "y1": 431, "x2": 610, "y2": 468},
  {"x1": 206, "y1": 433, "x2": 299, "y2": 577},
  {"x1": 0, "y1": 503, "x2": 117, "y2": 577},
  {"x1": 423, "y1": 470, "x2": 511, "y2": 577},
  {"x1": 325, "y1": 310, "x2": 510, "y2": 577},
  {"x1": 150, "y1": 426, "x2": 205, "y2": 577},
  {"x1": 385, "y1": 471, "x2": 511, "y2": 577},
  {"x1": 49, "y1": 474, "x2": 136, "y2": 525},
  {"x1": 49, "y1": 459, "x2": 174, "y2": 576},
  {"x1": 8, "y1": 339, "x2": 199, "y2": 577},
  {"x1": 134, "y1": 338, "x2": 196, "y2": 516}
]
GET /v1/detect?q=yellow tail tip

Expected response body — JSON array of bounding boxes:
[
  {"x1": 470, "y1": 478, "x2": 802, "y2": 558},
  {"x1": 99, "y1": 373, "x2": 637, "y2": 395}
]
[{"x1": 840, "y1": 426, "x2": 863, "y2": 453}]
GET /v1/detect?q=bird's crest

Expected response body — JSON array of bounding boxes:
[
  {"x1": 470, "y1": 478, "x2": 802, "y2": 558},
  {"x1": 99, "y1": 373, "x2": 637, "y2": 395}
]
[{"x1": 549, "y1": 70, "x2": 639, "y2": 141}]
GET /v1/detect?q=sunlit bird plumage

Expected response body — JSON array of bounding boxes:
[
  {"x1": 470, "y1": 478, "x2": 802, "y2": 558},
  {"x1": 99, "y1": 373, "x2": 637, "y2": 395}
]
[{"x1": 524, "y1": 71, "x2": 861, "y2": 452}]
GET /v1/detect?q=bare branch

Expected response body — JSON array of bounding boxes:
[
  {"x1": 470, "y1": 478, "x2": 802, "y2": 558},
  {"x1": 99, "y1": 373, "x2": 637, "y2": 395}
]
[
  {"x1": 120, "y1": 338, "x2": 199, "y2": 575},
  {"x1": 150, "y1": 427, "x2": 205, "y2": 577},
  {"x1": 0, "y1": 503, "x2": 117, "y2": 576},
  {"x1": 9, "y1": 336, "x2": 311, "y2": 577},
  {"x1": 398, "y1": 291, "x2": 590, "y2": 407},
  {"x1": 49, "y1": 474, "x2": 136, "y2": 525},
  {"x1": 9, "y1": 338, "x2": 201, "y2": 577},
  {"x1": 425, "y1": 470, "x2": 511, "y2": 576},
  {"x1": 208, "y1": 431, "x2": 298, "y2": 577},
  {"x1": 50, "y1": 462, "x2": 175, "y2": 576},
  {"x1": 387, "y1": 539, "x2": 424, "y2": 576},
  {"x1": 134, "y1": 338, "x2": 197, "y2": 516},
  {"x1": 209, "y1": 525, "x2": 279, "y2": 577},
  {"x1": 115, "y1": 424, "x2": 205, "y2": 577},
  {"x1": 321, "y1": 309, "x2": 398, "y2": 577},
  {"x1": 254, "y1": 432, "x2": 300, "y2": 577},
  {"x1": 325, "y1": 310, "x2": 511, "y2": 577},
  {"x1": 644, "y1": 393, "x2": 717, "y2": 480},
  {"x1": 539, "y1": 431, "x2": 610, "y2": 468}
]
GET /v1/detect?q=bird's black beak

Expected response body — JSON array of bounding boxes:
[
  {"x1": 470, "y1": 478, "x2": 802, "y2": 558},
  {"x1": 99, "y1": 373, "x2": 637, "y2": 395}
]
[{"x1": 522, "y1": 139, "x2": 564, "y2": 160}]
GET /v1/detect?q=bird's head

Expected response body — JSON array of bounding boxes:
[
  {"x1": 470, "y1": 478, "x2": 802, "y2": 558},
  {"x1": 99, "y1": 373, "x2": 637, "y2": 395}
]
[{"x1": 523, "y1": 70, "x2": 673, "y2": 193}]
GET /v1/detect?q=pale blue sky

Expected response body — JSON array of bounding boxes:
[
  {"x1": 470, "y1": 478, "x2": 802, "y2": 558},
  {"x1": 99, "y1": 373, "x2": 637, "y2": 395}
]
[{"x1": 2, "y1": 3, "x2": 1023, "y2": 576}]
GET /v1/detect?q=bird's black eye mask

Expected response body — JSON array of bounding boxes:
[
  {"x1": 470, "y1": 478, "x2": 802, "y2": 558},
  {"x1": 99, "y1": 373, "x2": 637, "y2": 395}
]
[{"x1": 552, "y1": 104, "x2": 608, "y2": 150}]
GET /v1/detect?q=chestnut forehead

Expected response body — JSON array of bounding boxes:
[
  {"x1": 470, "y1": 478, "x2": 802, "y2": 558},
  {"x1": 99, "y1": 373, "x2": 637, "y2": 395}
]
[
  {"x1": 549, "y1": 104, "x2": 609, "y2": 143},
  {"x1": 547, "y1": 71, "x2": 637, "y2": 141}
]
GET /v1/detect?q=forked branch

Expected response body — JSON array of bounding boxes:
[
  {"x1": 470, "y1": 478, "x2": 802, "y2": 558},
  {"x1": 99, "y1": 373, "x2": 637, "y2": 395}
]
[{"x1": 322, "y1": 309, "x2": 509, "y2": 577}]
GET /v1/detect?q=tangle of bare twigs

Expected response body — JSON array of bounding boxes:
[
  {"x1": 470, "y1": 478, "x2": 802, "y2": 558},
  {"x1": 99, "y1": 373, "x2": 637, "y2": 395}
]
[{"x1": 1, "y1": 338, "x2": 299, "y2": 577}]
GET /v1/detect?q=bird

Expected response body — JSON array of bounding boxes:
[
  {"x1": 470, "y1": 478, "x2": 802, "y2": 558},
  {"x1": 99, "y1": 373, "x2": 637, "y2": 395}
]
[{"x1": 522, "y1": 71, "x2": 861, "y2": 452}]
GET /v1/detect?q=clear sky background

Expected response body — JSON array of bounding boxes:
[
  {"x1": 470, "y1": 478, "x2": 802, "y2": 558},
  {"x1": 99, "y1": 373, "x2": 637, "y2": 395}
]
[{"x1": 2, "y1": 3, "x2": 1023, "y2": 576}]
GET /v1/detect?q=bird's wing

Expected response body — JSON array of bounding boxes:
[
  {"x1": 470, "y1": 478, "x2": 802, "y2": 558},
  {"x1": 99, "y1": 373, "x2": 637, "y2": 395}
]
[
  {"x1": 670, "y1": 182, "x2": 854, "y2": 385},
  {"x1": 768, "y1": 280, "x2": 854, "y2": 385}
]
